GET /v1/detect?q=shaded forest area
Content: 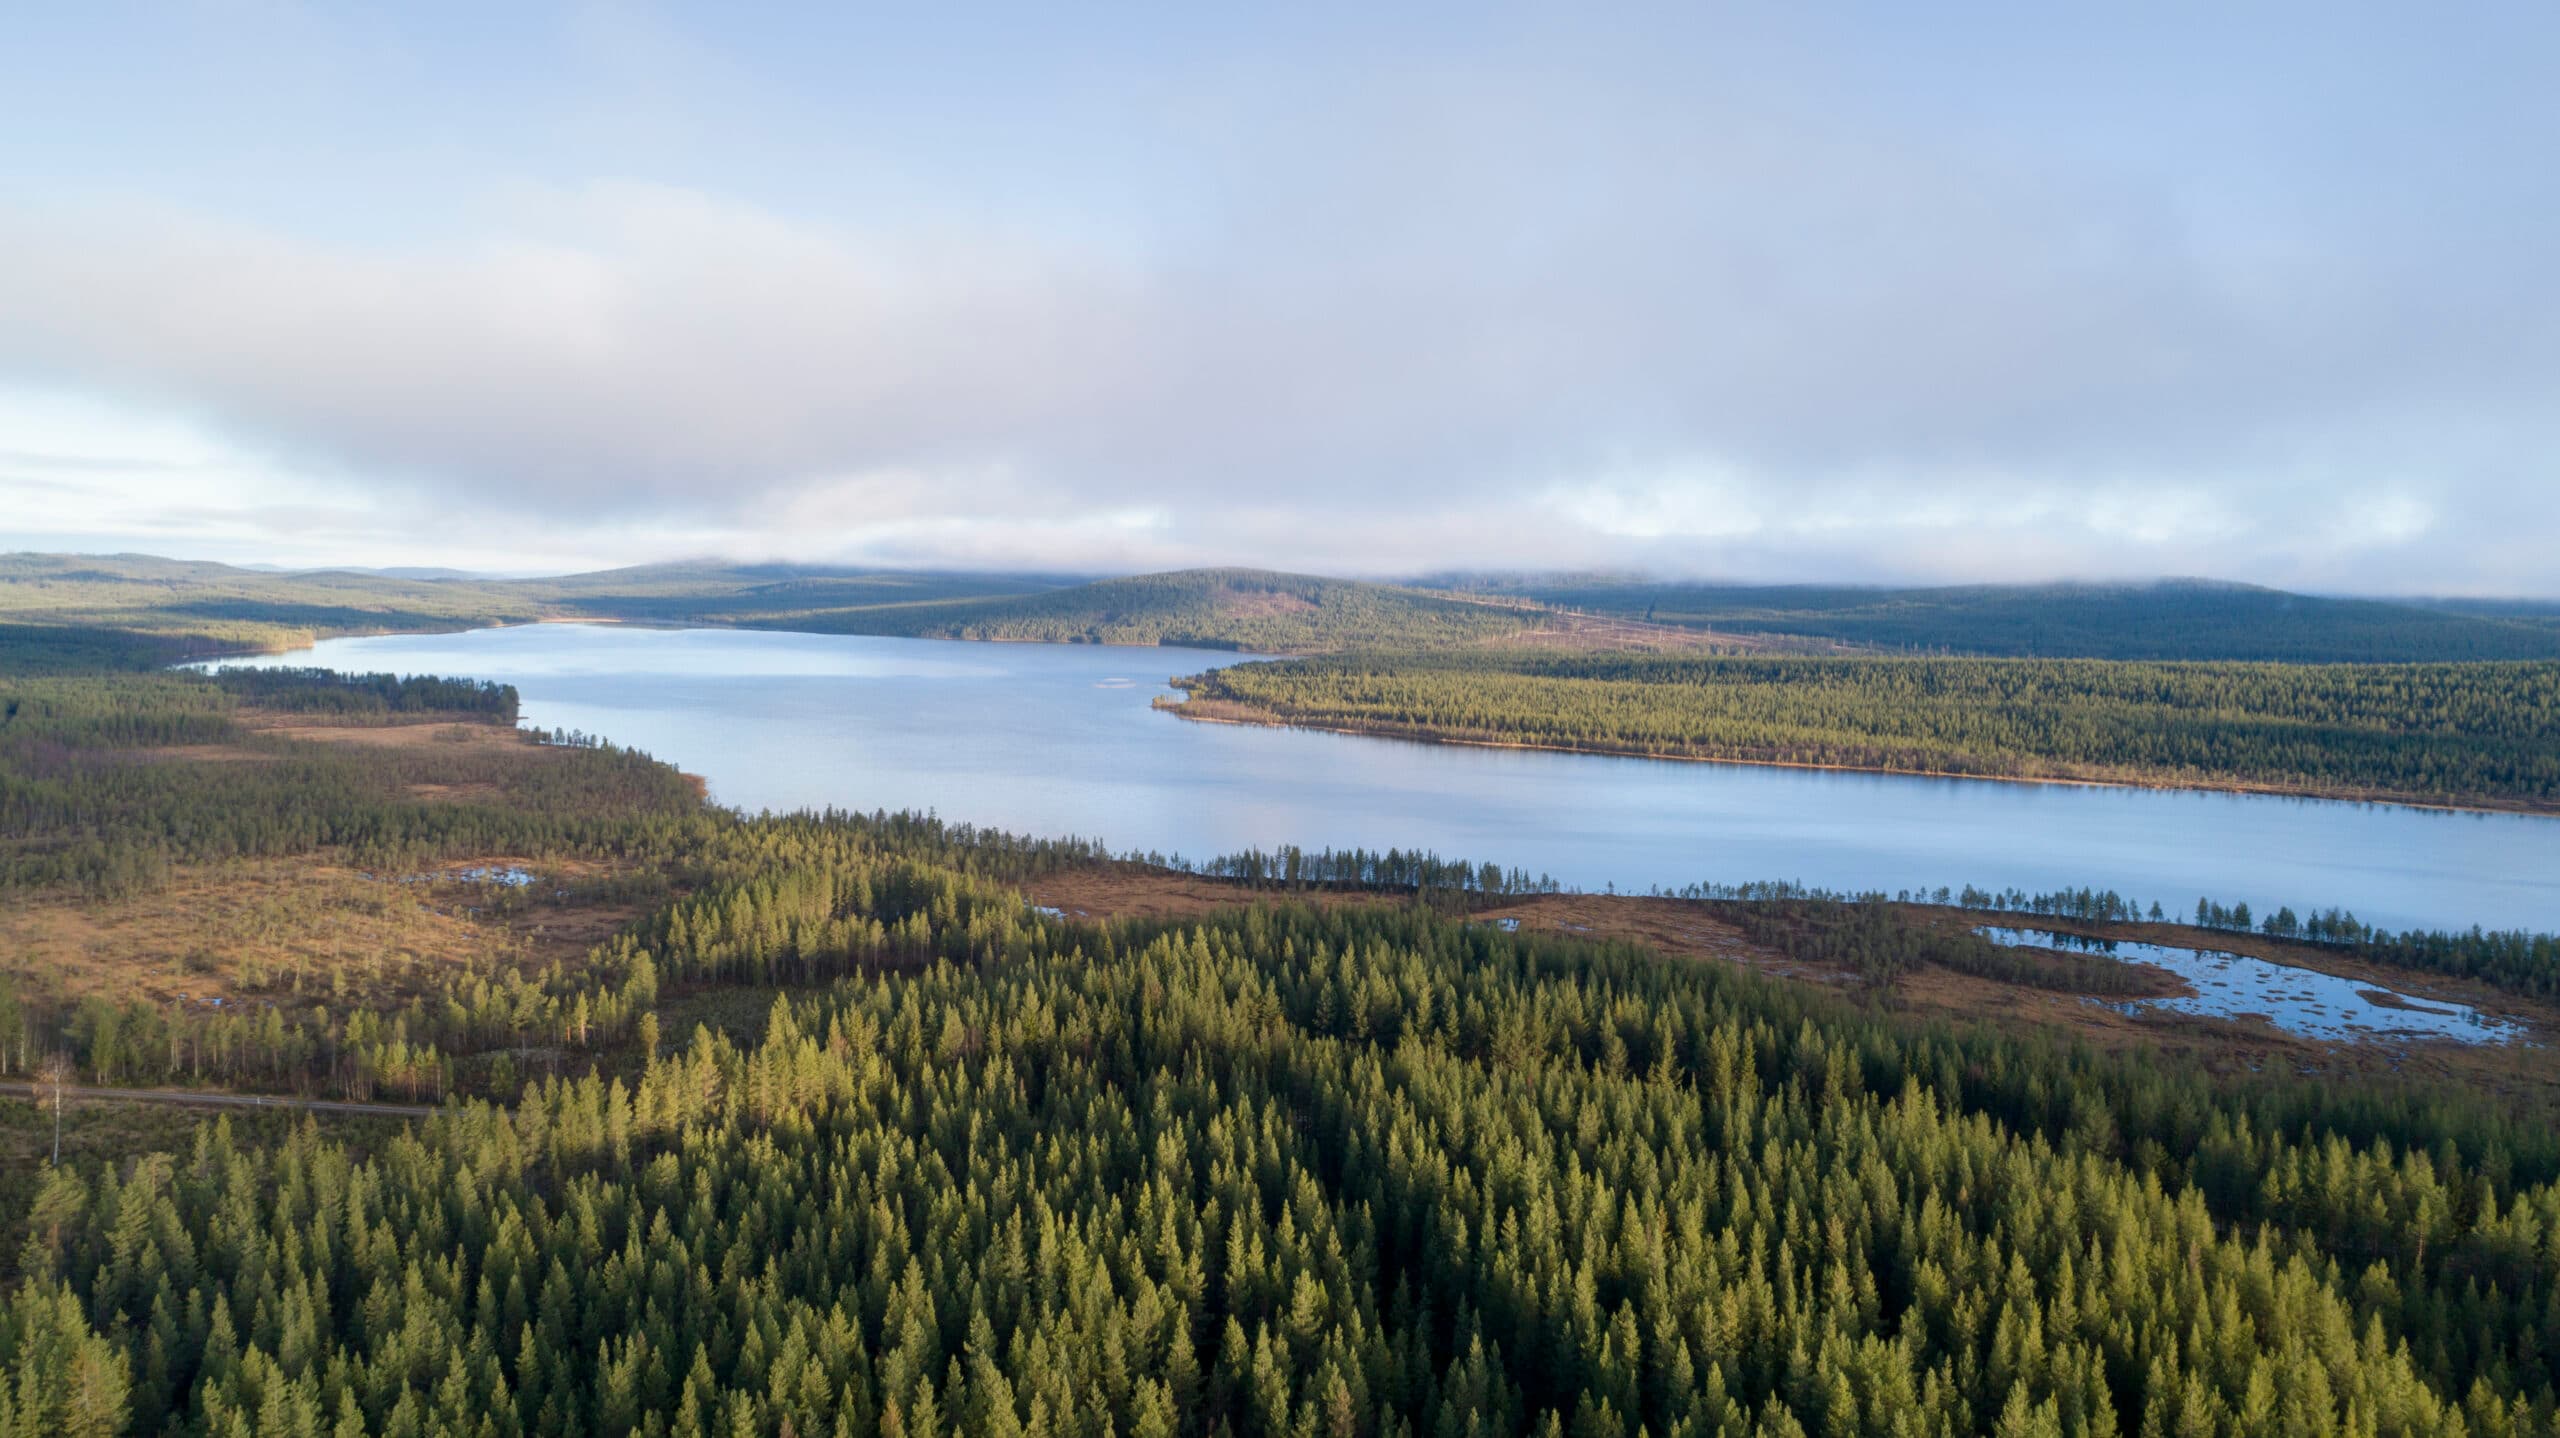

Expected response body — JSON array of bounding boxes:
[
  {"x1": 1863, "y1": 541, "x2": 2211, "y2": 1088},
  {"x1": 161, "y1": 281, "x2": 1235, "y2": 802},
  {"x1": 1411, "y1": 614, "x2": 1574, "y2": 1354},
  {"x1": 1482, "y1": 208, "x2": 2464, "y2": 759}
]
[
  {"x1": 1172, "y1": 651, "x2": 2560, "y2": 812},
  {"x1": 1471, "y1": 578, "x2": 2560, "y2": 663}
]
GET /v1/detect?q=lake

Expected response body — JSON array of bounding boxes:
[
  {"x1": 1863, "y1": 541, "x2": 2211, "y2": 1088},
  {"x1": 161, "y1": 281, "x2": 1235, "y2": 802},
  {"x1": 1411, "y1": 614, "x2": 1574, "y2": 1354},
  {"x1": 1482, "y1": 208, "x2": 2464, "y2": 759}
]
[{"x1": 213, "y1": 623, "x2": 2560, "y2": 934}]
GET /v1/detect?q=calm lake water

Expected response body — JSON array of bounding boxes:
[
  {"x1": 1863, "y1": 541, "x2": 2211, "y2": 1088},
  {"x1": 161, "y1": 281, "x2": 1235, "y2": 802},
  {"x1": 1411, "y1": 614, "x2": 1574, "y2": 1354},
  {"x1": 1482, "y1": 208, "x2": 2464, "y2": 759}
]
[
  {"x1": 1977, "y1": 927, "x2": 2525, "y2": 1044},
  {"x1": 215, "y1": 624, "x2": 2560, "y2": 934}
]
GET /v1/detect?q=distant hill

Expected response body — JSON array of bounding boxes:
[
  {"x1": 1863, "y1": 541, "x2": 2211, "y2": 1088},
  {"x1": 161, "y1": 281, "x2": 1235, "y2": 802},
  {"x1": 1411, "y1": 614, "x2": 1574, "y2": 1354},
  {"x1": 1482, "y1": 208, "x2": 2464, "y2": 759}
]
[
  {"x1": 0, "y1": 553, "x2": 1091, "y2": 655},
  {"x1": 517, "y1": 561, "x2": 1077, "y2": 626},
  {"x1": 2412, "y1": 596, "x2": 2560, "y2": 634},
  {"x1": 736, "y1": 568, "x2": 1540, "y2": 651},
  {"x1": 340, "y1": 565, "x2": 499, "y2": 582},
  {"x1": 1471, "y1": 577, "x2": 2560, "y2": 662},
  {"x1": 0, "y1": 555, "x2": 1537, "y2": 656},
  {"x1": 10, "y1": 552, "x2": 2556, "y2": 663},
  {"x1": 238, "y1": 562, "x2": 501, "y2": 580},
  {"x1": 0, "y1": 552, "x2": 537, "y2": 653}
]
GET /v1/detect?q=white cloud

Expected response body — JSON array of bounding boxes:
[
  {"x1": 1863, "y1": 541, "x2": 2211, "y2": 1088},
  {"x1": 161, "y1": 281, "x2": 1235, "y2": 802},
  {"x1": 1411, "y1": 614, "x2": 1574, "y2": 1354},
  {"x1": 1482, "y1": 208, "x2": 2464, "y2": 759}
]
[{"x1": 2, "y1": 3, "x2": 2555, "y2": 593}]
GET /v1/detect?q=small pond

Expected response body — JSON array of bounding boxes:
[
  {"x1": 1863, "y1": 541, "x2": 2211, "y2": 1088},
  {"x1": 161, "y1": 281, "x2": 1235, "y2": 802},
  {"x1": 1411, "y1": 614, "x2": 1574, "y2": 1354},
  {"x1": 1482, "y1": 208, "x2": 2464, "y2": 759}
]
[
  {"x1": 363, "y1": 865, "x2": 540, "y2": 888},
  {"x1": 453, "y1": 866, "x2": 538, "y2": 888},
  {"x1": 1975, "y1": 927, "x2": 2527, "y2": 1045}
]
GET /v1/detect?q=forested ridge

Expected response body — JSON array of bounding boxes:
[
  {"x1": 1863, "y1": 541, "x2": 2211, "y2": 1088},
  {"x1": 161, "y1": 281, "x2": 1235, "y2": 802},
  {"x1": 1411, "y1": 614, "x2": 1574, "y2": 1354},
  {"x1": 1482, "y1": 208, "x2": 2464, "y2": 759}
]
[
  {"x1": 0, "y1": 556, "x2": 535, "y2": 657},
  {"x1": 17, "y1": 550, "x2": 2560, "y2": 665},
  {"x1": 777, "y1": 570, "x2": 1536, "y2": 651},
  {"x1": 0, "y1": 556, "x2": 1537, "y2": 658},
  {"x1": 1172, "y1": 652, "x2": 2560, "y2": 810},
  {"x1": 1471, "y1": 579, "x2": 2560, "y2": 663}
]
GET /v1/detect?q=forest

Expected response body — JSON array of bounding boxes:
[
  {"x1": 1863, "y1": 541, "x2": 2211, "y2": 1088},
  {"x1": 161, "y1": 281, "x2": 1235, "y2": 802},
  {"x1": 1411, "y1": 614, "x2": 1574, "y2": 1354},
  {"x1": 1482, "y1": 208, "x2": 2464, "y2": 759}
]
[
  {"x1": 7, "y1": 814, "x2": 2560, "y2": 1435},
  {"x1": 20, "y1": 552, "x2": 2560, "y2": 666},
  {"x1": 0, "y1": 665, "x2": 698, "y2": 900},
  {"x1": 1170, "y1": 652, "x2": 2560, "y2": 811},
  {"x1": 4, "y1": 603, "x2": 2560, "y2": 1434},
  {"x1": 0, "y1": 557, "x2": 1535, "y2": 658},
  {"x1": 749, "y1": 570, "x2": 1539, "y2": 651},
  {"x1": 1468, "y1": 578, "x2": 2560, "y2": 663},
  {"x1": 0, "y1": 555, "x2": 536, "y2": 657}
]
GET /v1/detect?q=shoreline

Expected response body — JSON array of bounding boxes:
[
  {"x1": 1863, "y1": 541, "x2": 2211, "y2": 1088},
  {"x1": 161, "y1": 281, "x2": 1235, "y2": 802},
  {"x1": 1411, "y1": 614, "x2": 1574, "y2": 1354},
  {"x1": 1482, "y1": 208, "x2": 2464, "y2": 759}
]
[
  {"x1": 1159, "y1": 698, "x2": 2560, "y2": 821},
  {"x1": 184, "y1": 621, "x2": 2560, "y2": 821}
]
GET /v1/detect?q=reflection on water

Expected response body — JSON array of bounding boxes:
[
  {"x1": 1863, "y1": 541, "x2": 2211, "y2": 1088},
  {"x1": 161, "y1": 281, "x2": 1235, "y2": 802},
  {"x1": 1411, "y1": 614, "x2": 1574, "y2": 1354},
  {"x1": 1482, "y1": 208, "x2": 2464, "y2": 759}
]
[
  {"x1": 454, "y1": 865, "x2": 537, "y2": 888},
  {"x1": 368, "y1": 865, "x2": 539, "y2": 888},
  {"x1": 1977, "y1": 927, "x2": 2526, "y2": 1045},
  {"x1": 204, "y1": 624, "x2": 2560, "y2": 934}
]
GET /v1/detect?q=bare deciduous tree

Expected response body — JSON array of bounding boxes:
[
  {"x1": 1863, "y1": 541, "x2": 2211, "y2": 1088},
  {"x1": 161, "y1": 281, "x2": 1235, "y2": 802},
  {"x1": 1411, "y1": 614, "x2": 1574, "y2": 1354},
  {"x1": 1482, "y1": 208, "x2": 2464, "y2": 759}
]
[{"x1": 35, "y1": 1052, "x2": 74, "y2": 1164}]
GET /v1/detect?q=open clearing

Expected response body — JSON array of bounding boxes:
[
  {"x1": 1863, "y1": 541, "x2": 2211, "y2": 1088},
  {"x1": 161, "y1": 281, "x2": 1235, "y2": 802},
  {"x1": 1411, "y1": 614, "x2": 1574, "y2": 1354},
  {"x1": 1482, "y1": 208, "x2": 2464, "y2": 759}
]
[{"x1": 0, "y1": 854, "x2": 650, "y2": 1007}]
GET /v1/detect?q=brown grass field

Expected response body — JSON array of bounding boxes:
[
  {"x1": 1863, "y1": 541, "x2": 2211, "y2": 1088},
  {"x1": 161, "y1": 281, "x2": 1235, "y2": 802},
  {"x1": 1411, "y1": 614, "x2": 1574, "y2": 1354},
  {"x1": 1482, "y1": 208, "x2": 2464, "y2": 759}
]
[
  {"x1": 0, "y1": 854, "x2": 650, "y2": 1008},
  {"x1": 2, "y1": 714, "x2": 662, "y2": 1009}
]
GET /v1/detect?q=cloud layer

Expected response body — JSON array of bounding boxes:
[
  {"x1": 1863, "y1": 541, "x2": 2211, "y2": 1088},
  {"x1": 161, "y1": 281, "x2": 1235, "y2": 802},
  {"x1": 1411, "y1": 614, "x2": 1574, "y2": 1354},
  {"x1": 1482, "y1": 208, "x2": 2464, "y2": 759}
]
[{"x1": 1, "y1": 5, "x2": 2553, "y2": 590}]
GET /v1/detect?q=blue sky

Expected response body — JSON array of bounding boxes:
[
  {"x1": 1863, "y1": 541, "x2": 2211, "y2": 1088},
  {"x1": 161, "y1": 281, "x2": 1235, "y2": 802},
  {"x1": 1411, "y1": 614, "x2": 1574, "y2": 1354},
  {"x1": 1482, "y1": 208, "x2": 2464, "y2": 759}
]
[{"x1": 2, "y1": 2, "x2": 2554, "y2": 590}]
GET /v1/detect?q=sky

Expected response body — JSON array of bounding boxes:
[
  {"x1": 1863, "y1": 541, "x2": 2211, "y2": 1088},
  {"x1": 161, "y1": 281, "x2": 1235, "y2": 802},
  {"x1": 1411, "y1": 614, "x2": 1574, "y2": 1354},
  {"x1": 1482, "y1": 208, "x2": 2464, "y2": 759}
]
[{"x1": 1, "y1": 3, "x2": 2555, "y2": 592}]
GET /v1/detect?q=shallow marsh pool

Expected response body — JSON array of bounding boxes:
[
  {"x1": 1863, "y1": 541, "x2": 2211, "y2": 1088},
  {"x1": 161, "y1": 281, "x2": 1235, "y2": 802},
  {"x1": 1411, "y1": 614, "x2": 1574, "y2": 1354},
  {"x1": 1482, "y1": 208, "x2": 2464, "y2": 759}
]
[{"x1": 1976, "y1": 926, "x2": 2527, "y2": 1045}]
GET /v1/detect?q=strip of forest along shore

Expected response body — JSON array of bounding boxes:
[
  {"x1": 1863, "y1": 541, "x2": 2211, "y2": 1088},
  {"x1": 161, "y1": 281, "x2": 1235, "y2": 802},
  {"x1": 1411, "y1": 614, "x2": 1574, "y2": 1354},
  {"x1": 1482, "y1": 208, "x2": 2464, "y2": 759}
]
[{"x1": 1159, "y1": 696, "x2": 2560, "y2": 821}]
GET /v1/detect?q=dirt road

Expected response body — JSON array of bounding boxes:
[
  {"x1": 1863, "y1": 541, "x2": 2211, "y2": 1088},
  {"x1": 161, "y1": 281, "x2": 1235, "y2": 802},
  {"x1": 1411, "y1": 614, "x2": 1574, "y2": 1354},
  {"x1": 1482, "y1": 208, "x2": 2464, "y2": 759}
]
[{"x1": 0, "y1": 1081, "x2": 436, "y2": 1119}]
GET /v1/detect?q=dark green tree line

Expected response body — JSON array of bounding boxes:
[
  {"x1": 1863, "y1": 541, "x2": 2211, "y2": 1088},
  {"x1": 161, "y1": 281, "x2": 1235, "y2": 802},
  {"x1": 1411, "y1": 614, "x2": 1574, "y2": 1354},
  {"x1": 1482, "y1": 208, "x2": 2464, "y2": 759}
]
[{"x1": 1175, "y1": 653, "x2": 2560, "y2": 809}]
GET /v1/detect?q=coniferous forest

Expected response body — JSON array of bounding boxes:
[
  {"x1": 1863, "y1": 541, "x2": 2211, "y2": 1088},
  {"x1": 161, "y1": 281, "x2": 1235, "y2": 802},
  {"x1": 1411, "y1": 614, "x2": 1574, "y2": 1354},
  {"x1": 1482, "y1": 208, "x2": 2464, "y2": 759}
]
[
  {"x1": 1170, "y1": 653, "x2": 2560, "y2": 812},
  {"x1": 1464, "y1": 579, "x2": 2560, "y2": 663},
  {"x1": 0, "y1": 614, "x2": 2556, "y2": 1437},
  {"x1": 14, "y1": 882, "x2": 2560, "y2": 1438}
]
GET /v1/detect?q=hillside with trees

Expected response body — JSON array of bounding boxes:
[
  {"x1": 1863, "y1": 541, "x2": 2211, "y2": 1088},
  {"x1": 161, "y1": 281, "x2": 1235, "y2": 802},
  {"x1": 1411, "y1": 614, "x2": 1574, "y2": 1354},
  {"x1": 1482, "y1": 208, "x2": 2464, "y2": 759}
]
[
  {"x1": 1469, "y1": 577, "x2": 2560, "y2": 662},
  {"x1": 17, "y1": 551, "x2": 2560, "y2": 663},
  {"x1": 0, "y1": 556, "x2": 1541, "y2": 657},
  {"x1": 777, "y1": 569, "x2": 1538, "y2": 650},
  {"x1": 525, "y1": 565, "x2": 1540, "y2": 651},
  {"x1": 0, "y1": 554, "x2": 537, "y2": 655},
  {"x1": 523, "y1": 562, "x2": 1080, "y2": 630}
]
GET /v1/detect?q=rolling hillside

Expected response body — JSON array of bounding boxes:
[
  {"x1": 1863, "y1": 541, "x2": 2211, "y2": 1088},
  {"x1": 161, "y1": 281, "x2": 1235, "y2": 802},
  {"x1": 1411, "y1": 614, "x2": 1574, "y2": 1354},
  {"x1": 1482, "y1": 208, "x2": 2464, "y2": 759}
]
[
  {"x1": 1471, "y1": 576, "x2": 2560, "y2": 662},
  {"x1": 519, "y1": 561, "x2": 1073, "y2": 627},
  {"x1": 742, "y1": 567, "x2": 1540, "y2": 650},
  {"x1": 0, "y1": 552, "x2": 535, "y2": 655},
  {"x1": 12, "y1": 553, "x2": 2560, "y2": 662},
  {"x1": 0, "y1": 556, "x2": 1541, "y2": 656}
]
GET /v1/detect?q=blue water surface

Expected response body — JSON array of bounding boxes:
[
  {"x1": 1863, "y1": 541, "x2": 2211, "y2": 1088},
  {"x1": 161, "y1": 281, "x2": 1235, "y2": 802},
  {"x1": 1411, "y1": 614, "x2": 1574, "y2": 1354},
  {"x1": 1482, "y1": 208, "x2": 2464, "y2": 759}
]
[
  {"x1": 1977, "y1": 927, "x2": 2525, "y2": 1044},
  {"x1": 212, "y1": 624, "x2": 2560, "y2": 935}
]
